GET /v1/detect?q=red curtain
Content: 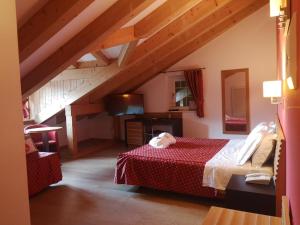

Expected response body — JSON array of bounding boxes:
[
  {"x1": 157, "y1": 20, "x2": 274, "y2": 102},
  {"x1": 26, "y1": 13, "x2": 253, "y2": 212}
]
[{"x1": 184, "y1": 69, "x2": 204, "y2": 117}]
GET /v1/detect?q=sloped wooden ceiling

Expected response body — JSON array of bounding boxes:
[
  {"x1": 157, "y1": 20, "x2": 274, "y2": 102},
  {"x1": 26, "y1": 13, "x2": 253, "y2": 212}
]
[
  {"x1": 116, "y1": 0, "x2": 269, "y2": 93},
  {"x1": 78, "y1": 0, "x2": 268, "y2": 103},
  {"x1": 18, "y1": 0, "x2": 94, "y2": 62},
  {"x1": 18, "y1": 0, "x2": 268, "y2": 102},
  {"x1": 20, "y1": 0, "x2": 157, "y2": 97},
  {"x1": 19, "y1": 0, "x2": 202, "y2": 98}
]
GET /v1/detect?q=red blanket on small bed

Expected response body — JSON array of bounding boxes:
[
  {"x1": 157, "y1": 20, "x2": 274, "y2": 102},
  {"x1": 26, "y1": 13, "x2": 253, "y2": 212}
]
[{"x1": 115, "y1": 137, "x2": 228, "y2": 197}]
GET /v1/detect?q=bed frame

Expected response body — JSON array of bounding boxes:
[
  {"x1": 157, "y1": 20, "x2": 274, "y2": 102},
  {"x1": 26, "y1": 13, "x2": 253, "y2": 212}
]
[{"x1": 274, "y1": 115, "x2": 286, "y2": 216}]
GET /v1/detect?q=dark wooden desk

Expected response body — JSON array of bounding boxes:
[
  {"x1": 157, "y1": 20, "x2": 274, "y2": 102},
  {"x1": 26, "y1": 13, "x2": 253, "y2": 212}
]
[
  {"x1": 226, "y1": 175, "x2": 276, "y2": 216},
  {"x1": 125, "y1": 117, "x2": 182, "y2": 147}
]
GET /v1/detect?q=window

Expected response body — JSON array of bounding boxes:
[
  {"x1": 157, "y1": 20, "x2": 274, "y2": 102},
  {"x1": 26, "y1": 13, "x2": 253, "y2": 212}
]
[
  {"x1": 174, "y1": 80, "x2": 193, "y2": 107},
  {"x1": 168, "y1": 74, "x2": 194, "y2": 110}
]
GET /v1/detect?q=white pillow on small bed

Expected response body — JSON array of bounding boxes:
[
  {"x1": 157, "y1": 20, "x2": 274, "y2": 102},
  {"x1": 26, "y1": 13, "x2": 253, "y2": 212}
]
[{"x1": 236, "y1": 132, "x2": 264, "y2": 165}]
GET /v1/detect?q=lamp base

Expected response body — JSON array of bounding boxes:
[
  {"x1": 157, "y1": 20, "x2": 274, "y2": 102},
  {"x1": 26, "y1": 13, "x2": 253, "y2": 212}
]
[{"x1": 271, "y1": 97, "x2": 282, "y2": 104}]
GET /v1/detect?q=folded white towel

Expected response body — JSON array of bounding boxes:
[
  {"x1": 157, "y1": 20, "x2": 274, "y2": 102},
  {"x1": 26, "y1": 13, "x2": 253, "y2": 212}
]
[
  {"x1": 149, "y1": 136, "x2": 170, "y2": 148},
  {"x1": 158, "y1": 132, "x2": 176, "y2": 144}
]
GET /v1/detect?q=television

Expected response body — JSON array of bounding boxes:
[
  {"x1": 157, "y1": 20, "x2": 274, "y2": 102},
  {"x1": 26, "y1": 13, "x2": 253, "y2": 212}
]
[{"x1": 106, "y1": 94, "x2": 144, "y2": 116}]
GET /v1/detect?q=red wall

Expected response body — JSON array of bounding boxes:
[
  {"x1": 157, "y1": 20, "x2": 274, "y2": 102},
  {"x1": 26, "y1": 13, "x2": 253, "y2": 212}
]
[{"x1": 277, "y1": 0, "x2": 300, "y2": 224}]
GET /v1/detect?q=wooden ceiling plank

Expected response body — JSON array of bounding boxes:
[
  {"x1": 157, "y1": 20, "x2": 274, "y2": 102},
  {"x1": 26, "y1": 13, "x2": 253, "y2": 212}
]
[
  {"x1": 21, "y1": 0, "x2": 156, "y2": 98},
  {"x1": 126, "y1": 0, "x2": 232, "y2": 65},
  {"x1": 134, "y1": 0, "x2": 203, "y2": 38},
  {"x1": 18, "y1": 0, "x2": 94, "y2": 62},
  {"x1": 120, "y1": 0, "x2": 269, "y2": 92},
  {"x1": 124, "y1": 0, "x2": 256, "y2": 72},
  {"x1": 87, "y1": 0, "x2": 267, "y2": 102},
  {"x1": 98, "y1": 0, "x2": 203, "y2": 50},
  {"x1": 118, "y1": 40, "x2": 139, "y2": 67},
  {"x1": 99, "y1": 26, "x2": 137, "y2": 49}
]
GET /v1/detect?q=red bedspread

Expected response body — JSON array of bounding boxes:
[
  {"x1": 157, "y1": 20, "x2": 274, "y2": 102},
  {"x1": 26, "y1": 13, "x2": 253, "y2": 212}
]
[{"x1": 115, "y1": 137, "x2": 228, "y2": 198}]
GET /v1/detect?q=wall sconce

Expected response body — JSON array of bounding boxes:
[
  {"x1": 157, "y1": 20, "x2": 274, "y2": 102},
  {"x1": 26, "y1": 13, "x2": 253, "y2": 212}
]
[
  {"x1": 270, "y1": 0, "x2": 287, "y2": 17},
  {"x1": 263, "y1": 80, "x2": 282, "y2": 104},
  {"x1": 270, "y1": 0, "x2": 281, "y2": 17}
]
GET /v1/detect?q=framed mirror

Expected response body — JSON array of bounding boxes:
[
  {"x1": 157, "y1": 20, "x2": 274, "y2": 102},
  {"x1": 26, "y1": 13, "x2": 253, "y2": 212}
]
[{"x1": 221, "y1": 68, "x2": 250, "y2": 134}]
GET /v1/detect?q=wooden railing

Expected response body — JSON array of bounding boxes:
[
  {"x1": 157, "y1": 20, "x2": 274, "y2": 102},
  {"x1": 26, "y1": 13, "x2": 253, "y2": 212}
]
[{"x1": 29, "y1": 62, "x2": 120, "y2": 123}]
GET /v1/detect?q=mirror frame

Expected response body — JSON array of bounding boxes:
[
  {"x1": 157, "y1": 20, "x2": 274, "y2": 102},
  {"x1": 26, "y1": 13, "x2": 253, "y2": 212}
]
[{"x1": 221, "y1": 68, "x2": 250, "y2": 135}]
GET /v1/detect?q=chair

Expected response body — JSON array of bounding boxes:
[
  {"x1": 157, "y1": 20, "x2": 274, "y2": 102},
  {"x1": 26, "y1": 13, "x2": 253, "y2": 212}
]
[
  {"x1": 24, "y1": 124, "x2": 60, "y2": 153},
  {"x1": 26, "y1": 151, "x2": 62, "y2": 196}
]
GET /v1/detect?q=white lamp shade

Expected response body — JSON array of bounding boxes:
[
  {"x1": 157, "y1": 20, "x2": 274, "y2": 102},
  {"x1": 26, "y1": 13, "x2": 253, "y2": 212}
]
[
  {"x1": 263, "y1": 80, "x2": 282, "y2": 97},
  {"x1": 270, "y1": 0, "x2": 281, "y2": 17}
]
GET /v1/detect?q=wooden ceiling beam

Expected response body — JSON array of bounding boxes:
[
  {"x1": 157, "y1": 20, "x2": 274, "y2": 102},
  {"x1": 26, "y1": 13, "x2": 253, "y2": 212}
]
[
  {"x1": 71, "y1": 103, "x2": 104, "y2": 116},
  {"x1": 86, "y1": 0, "x2": 267, "y2": 102},
  {"x1": 126, "y1": 0, "x2": 231, "y2": 65},
  {"x1": 21, "y1": 0, "x2": 156, "y2": 98},
  {"x1": 119, "y1": 0, "x2": 269, "y2": 93},
  {"x1": 97, "y1": 0, "x2": 202, "y2": 50},
  {"x1": 118, "y1": 40, "x2": 139, "y2": 67},
  {"x1": 134, "y1": 0, "x2": 203, "y2": 38},
  {"x1": 99, "y1": 26, "x2": 137, "y2": 49},
  {"x1": 18, "y1": 0, "x2": 94, "y2": 62}
]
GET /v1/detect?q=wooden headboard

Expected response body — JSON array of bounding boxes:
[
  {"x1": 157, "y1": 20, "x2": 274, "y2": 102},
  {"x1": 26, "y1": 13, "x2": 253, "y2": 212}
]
[{"x1": 274, "y1": 115, "x2": 286, "y2": 216}]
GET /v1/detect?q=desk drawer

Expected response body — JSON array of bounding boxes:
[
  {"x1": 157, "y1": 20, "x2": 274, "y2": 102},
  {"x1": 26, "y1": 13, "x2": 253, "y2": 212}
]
[
  {"x1": 127, "y1": 122, "x2": 143, "y2": 129},
  {"x1": 126, "y1": 121, "x2": 144, "y2": 146}
]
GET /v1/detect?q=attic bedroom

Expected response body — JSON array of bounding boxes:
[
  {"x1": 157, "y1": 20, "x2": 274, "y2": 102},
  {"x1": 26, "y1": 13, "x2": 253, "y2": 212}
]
[{"x1": 1, "y1": 0, "x2": 299, "y2": 225}]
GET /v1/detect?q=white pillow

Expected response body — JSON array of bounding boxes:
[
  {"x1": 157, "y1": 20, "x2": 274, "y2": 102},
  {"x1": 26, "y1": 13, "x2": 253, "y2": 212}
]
[
  {"x1": 236, "y1": 133, "x2": 259, "y2": 164},
  {"x1": 245, "y1": 122, "x2": 268, "y2": 143},
  {"x1": 252, "y1": 122, "x2": 269, "y2": 133},
  {"x1": 237, "y1": 133, "x2": 264, "y2": 165},
  {"x1": 268, "y1": 121, "x2": 276, "y2": 134}
]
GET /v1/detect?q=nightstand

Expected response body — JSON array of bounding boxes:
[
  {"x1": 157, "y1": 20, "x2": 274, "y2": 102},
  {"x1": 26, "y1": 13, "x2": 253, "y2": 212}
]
[{"x1": 226, "y1": 174, "x2": 276, "y2": 216}]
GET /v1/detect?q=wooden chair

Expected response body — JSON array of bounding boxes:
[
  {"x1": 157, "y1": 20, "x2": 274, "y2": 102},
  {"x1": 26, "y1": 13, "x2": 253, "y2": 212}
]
[{"x1": 201, "y1": 196, "x2": 290, "y2": 225}]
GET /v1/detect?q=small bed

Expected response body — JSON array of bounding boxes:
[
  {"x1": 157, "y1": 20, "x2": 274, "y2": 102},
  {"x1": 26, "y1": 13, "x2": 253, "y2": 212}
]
[
  {"x1": 115, "y1": 117, "x2": 286, "y2": 211},
  {"x1": 224, "y1": 115, "x2": 247, "y2": 132}
]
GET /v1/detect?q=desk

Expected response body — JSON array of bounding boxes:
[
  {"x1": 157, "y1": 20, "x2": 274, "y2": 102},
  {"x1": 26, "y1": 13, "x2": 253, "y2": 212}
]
[
  {"x1": 125, "y1": 117, "x2": 182, "y2": 147},
  {"x1": 25, "y1": 126, "x2": 62, "y2": 152}
]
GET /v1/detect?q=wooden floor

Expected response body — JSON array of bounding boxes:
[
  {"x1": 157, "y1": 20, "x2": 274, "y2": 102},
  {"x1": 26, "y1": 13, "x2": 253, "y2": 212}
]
[{"x1": 30, "y1": 142, "x2": 217, "y2": 225}]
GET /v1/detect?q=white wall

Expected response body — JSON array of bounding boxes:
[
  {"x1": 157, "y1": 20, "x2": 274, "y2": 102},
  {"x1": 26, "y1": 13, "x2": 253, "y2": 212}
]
[
  {"x1": 0, "y1": 1, "x2": 31, "y2": 224},
  {"x1": 137, "y1": 6, "x2": 277, "y2": 139}
]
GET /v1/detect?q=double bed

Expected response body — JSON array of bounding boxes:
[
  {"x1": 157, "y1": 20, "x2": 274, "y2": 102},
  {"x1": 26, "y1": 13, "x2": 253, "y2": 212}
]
[
  {"x1": 115, "y1": 117, "x2": 285, "y2": 212},
  {"x1": 115, "y1": 137, "x2": 228, "y2": 198}
]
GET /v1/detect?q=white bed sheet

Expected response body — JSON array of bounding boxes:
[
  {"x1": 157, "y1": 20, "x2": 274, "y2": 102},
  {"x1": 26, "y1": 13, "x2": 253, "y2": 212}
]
[{"x1": 202, "y1": 139, "x2": 273, "y2": 190}]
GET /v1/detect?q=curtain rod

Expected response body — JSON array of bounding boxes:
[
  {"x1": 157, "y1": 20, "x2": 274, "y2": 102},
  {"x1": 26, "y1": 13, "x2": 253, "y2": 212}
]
[{"x1": 161, "y1": 68, "x2": 206, "y2": 73}]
